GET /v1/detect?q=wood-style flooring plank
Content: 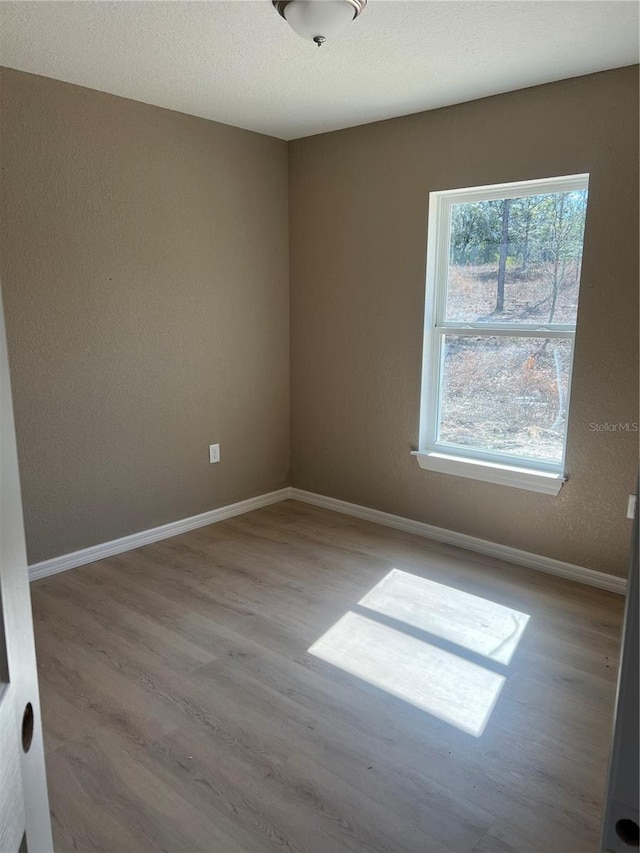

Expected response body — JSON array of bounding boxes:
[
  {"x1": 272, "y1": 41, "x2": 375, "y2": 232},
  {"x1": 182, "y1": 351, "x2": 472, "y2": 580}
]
[{"x1": 31, "y1": 500, "x2": 624, "y2": 853}]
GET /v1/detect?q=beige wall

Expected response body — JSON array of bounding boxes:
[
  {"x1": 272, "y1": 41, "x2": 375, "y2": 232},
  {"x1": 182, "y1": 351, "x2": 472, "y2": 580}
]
[
  {"x1": 289, "y1": 66, "x2": 639, "y2": 578},
  {"x1": 1, "y1": 65, "x2": 637, "y2": 576},
  {"x1": 0, "y1": 68, "x2": 290, "y2": 564}
]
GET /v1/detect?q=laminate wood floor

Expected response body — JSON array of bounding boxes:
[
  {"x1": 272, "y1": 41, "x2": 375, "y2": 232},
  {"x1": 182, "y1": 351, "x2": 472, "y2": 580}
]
[{"x1": 31, "y1": 500, "x2": 625, "y2": 853}]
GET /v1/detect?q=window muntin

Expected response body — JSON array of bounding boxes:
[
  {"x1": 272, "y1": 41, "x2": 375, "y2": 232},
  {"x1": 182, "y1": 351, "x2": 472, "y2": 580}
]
[{"x1": 421, "y1": 174, "x2": 589, "y2": 475}]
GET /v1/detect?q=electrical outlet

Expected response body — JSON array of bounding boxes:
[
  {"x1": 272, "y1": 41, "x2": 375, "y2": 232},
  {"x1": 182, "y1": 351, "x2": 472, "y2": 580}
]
[
  {"x1": 209, "y1": 444, "x2": 220, "y2": 464},
  {"x1": 627, "y1": 494, "x2": 637, "y2": 520}
]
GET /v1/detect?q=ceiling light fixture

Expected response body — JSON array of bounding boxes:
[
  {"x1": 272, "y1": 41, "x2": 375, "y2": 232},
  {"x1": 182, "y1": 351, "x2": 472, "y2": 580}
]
[{"x1": 272, "y1": 0, "x2": 367, "y2": 47}]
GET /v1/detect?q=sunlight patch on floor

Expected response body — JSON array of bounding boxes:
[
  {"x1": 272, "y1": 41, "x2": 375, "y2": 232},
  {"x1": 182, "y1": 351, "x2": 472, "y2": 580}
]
[
  {"x1": 359, "y1": 569, "x2": 530, "y2": 665},
  {"x1": 309, "y1": 610, "x2": 506, "y2": 737},
  {"x1": 309, "y1": 569, "x2": 531, "y2": 737}
]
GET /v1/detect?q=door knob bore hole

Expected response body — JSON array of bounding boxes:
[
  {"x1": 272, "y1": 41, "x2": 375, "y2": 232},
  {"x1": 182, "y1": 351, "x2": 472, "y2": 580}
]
[
  {"x1": 615, "y1": 818, "x2": 640, "y2": 847},
  {"x1": 21, "y1": 702, "x2": 34, "y2": 752}
]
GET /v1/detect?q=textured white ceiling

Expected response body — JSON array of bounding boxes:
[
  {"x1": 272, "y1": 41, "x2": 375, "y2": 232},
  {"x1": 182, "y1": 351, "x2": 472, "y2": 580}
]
[{"x1": 0, "y1": 1, "x2": 637, "y2": 140}]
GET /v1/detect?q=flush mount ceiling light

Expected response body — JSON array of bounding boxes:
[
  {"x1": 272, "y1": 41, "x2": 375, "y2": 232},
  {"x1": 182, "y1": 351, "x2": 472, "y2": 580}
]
[{"x1": 272, "y1": 0, "x2": 367, "y2": 47}]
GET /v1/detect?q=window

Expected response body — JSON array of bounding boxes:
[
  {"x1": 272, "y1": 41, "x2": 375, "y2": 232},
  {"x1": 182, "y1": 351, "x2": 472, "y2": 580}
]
[{"x1": 415, "y1": 174, "x2": 589, "y2": 494}]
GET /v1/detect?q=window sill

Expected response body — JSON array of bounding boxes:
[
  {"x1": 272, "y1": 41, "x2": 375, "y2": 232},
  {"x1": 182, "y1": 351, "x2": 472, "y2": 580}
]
[{"x1": 411, "y1": 450, "x2": 565, "y2": 495}]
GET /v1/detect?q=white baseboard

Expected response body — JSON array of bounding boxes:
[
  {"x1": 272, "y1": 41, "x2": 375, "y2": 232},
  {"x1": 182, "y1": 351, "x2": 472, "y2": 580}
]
[
  {"x1": 289, "y1": 488, "x2": 627, "y2": 595},
  {"x1": 29, "y1": 484, "x2": 626, "y2": 595},
  {"x1": 28, "y1": 488, "x2": 291, "y2": 582}
]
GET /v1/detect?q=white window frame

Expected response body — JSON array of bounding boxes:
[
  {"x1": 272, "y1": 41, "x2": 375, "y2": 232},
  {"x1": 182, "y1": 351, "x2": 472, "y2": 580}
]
[{"x1": 414, "y1": 173, "x2": 590, "y2": 495}]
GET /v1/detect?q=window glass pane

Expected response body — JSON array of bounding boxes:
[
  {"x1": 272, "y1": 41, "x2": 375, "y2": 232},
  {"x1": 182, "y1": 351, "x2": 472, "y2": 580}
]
[
  {"x1": 446, "y1": 190, "x2": 588, "y2": 325},
  {"x1": 438, "y1": 335, "x2": 572, "y2": 464}
]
